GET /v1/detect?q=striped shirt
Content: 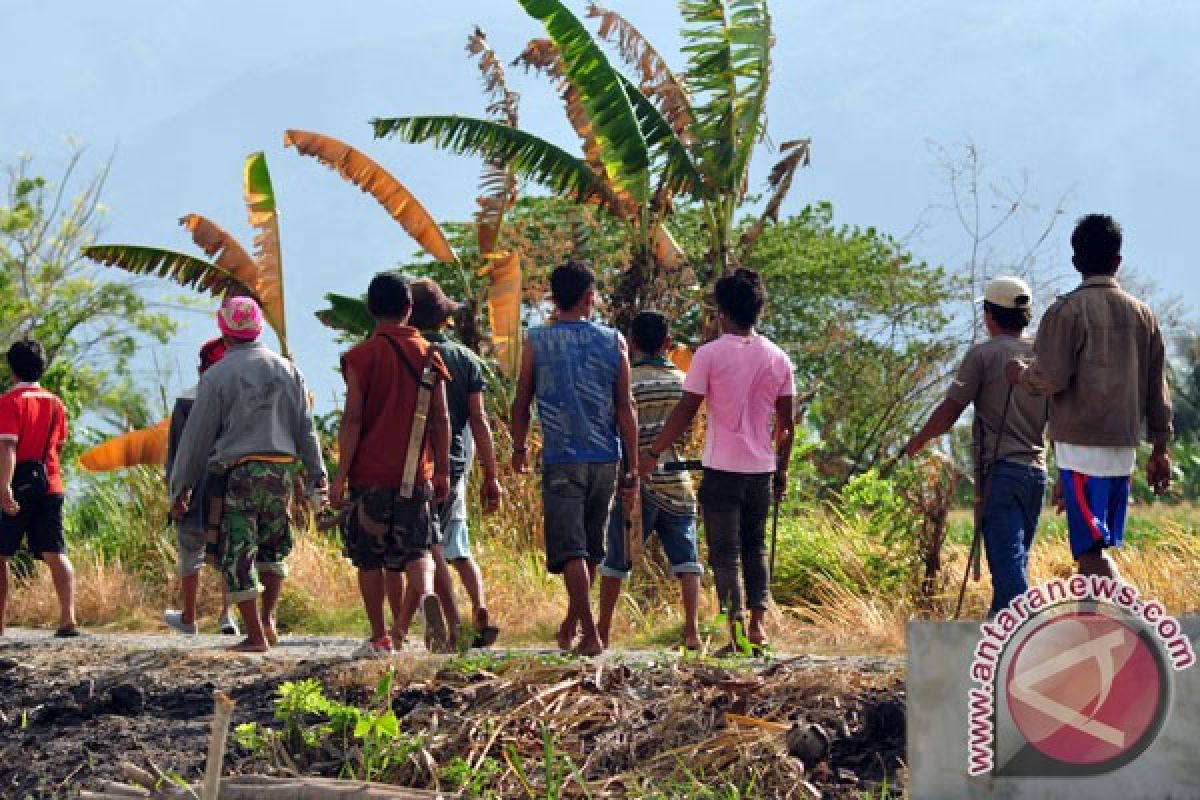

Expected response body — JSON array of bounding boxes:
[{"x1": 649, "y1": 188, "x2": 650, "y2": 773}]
[{"x1": 634, "y1": 357, "x2": 696, "y2": 516}]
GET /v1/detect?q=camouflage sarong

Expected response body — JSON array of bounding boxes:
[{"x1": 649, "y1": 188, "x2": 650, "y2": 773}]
[
  {"x1": 341, "y1": 483, "x2": 434, "y2": 571},
  {"x1": 220, "y1": 460, "x2": 299, "y2": 602}
]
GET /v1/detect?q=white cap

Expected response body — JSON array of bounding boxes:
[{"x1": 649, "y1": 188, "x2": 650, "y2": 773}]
[{"x1": 980, "y1": 276, "x2": 1033, "y2": 310}]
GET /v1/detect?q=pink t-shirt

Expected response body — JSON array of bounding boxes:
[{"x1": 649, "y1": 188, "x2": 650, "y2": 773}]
[{"x1": 683, "y1": 334, "x2": 795, "y2": 474}]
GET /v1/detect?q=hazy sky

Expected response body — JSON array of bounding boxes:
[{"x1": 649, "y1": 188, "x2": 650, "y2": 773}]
[{"x1": 3, "y1": 1, "x2": 1196, "y2": 412}]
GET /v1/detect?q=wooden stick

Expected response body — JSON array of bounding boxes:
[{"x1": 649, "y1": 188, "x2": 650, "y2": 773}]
[{"x1": 202, "y1": 691, "x2": 236, "y2": 800}]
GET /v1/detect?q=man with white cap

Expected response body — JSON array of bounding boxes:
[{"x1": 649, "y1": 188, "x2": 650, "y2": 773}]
[
  {"x1": 170, "y1": 295, "x2": 326, "y2": 652},
  {"x1": 906, "y1": 276, "x2": 1049, "y2": 615}
]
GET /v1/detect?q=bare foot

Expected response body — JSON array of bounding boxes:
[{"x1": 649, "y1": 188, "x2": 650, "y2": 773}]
[
  {"x1": 227, "y1": 638, "x2": 270, "y2": 653},
  {"x1": 573, "y1": 635, "x2": 604, "y2": 658},
  {"x1": 258, "y1": 618, "x2": 276, "y2": 647},
  {"x1": 748, "y1": 625, "x2": 768, "y2": 649}
]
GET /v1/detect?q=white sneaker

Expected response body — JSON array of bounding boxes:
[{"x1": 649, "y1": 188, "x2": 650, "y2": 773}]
[
  {"x1": 218, "y1": 611, "x2": 240, "y2": 636},
  {"x1": 353, "y1": 635, "x2": 395, "y2": 659},
  {"x1": 163, "y1": 610, "x2": 198, "y2": 635}
]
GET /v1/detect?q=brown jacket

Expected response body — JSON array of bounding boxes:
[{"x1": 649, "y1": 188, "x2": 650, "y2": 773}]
[{"x1": 1019, "y1": 275, "x2": 1172, "y2": 449}]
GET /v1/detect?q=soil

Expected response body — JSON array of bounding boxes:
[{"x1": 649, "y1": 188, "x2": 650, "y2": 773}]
[{"x1": 0, "y1": 629, "x2": 905, "y2": 799}]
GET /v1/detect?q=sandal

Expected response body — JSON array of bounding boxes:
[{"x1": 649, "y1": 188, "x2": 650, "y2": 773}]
[{"x1": 470, "y1": 608, "x2": 500, "y2": 648}]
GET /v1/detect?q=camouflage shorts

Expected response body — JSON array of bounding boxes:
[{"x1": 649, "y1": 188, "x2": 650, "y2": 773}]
[
  {"x1": 220, "y1": 461, "x2": 299, "y2": 603},
  {"x1": 341, "y1": 484, "x2": 434, "y2": 571}
]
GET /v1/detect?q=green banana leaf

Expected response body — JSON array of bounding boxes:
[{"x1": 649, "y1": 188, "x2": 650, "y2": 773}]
[
  {"x1": 81, "y1": 244, "x2": 252, "y2": 298},
  {"x1": 315, "y1": 292, "x2": 374, "y2": 339},
  {"x1": 680, "y1": 0, "x2": 772, "y2": 195},
  {"x1": 517, "y1": 0, "x2": 650, "y2": 203},
  {"x1": 615, "y1": 73, "x2": 709, "y2": 200},
  {"x1": 243, "y1": 152, "x2": 289, "y2": 356},
  {"x1": 372, "y1": 115, "x2": 619, "y2": 210}
]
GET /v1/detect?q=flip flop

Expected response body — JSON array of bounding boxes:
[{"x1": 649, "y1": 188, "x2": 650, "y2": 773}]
[{"x1": 471, "y1": 626, "x2": 500, "y2": 648}]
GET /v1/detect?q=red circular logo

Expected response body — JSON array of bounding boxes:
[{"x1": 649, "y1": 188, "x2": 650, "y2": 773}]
[{"x1": 1005, "y1": 610, "x2": 1165, "y2": 767}]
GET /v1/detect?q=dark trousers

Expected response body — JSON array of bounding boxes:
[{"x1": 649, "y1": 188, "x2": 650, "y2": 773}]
[{"x1": 698, "y1": 469, "x2": 772, "y2": 618}]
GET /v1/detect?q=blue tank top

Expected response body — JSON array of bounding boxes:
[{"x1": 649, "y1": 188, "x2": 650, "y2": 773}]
[{"x1": 528, "y1": 321, "x2": 621, "y2": 464}]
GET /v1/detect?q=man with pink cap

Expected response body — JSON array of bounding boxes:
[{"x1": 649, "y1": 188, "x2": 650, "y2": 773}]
[{"x1": 170, "y1": 296, "x2": 326, "y2": 653}]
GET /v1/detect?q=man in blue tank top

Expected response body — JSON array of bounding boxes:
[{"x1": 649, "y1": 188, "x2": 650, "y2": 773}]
[{"x1": 511, "y1": 261, "x2": 639, "y2": 656}]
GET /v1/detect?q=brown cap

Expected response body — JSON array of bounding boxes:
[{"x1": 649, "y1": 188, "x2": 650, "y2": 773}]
[{"x1": 408, "y1": 278, "x2": 461, "y2": 330}]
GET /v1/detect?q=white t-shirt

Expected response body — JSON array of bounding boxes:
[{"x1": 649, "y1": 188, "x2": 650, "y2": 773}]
[{"x1": 1054, "y1": 443, "x2": 1137, "y2": 477}]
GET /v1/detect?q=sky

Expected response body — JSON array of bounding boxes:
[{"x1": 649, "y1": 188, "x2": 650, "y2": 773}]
[{"x1": 2, "y1": 0, "x2": 1197, "y2": 415}]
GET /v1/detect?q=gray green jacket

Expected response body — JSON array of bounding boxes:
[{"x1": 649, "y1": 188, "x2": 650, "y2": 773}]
[{"x1": 168, "y1": 341, "x2": 325, "y2": 498}]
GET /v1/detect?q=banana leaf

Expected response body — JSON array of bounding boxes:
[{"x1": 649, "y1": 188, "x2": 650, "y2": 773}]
[
  {"x1": 78, "y1": 419, "x2": 170, "y2": 472},
  {"x1": 315, "y1": 292, "x2": 374, "y2": 339},
  {"x1": 243, "y1": 152, "x2": 288, "y2": 355},
  {"x1": 480, "y1": 252, "x2": 522, "y2": 377},
  {"x1": 178, "y1": 214, "x2": 260, "y2": 295},
  {"x1": 283, "y1": 130, "x2": 459, "y2": 265},
  {"x1": 586, "y1": 2, "x2": 694, "y2": 143},
  {"x1": 373, "y1": 115, "x2": 620, "y2": 211},
  {"x1": 81, "y1": 245, "x2": 252, "y2": 298},
  {"x1": 517, "y1": 0, "x2": 650, "y2": 203}
]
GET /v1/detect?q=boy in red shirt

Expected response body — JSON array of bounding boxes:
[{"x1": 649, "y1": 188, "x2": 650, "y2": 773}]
[
  {"x1": 0, "y1": 340, "x2": 79, "y2": 636},
  {"x1": 331, "y1": 272, "x2": 454, "y2": 656}
]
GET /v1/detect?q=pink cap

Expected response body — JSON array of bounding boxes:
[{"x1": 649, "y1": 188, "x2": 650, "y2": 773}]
[{"x1": 217, "y1": 295, "x2": 264, "y2": 341}]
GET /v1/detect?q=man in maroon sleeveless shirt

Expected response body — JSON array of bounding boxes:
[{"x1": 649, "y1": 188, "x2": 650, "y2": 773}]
[{"x1": 332, "y1": 272, "x2": 453, "y2": 657}]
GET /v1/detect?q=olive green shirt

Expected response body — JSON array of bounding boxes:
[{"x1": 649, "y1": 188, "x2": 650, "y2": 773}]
[{"x1": 948, "y1": 335, "x2": 1049, "y2": 470}]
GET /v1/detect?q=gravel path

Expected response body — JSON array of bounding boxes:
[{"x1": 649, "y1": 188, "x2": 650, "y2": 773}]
[{"x1": 0, "y1": 626, "x2": 904, "y2": 669}]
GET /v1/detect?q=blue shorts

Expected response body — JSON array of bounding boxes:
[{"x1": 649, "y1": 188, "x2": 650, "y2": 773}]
[
  {"x1": 600, "y1": 497, "x2": 703, "y2": 581},
  {"x1": 434, "y1": 476, "x2": 472, "y2": 561},
  {"x1": 1061, "y1": 468, "x2": 1130, "y2": 559}
]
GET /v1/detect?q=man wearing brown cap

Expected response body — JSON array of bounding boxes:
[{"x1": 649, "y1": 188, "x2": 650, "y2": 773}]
[
  {"x1": 407, "y1": 278, "x2": 502, "y2": 647},
  {"x1": 907, "y1": 276, "x2": 1049, "y2": 615}
]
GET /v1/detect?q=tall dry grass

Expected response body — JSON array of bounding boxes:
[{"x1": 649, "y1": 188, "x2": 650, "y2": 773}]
[{"x1": 7, "y1": 456, "x2": 1197, "y2": 658}]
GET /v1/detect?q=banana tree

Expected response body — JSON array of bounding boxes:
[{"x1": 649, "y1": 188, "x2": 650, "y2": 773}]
[
  {"x1": 298, "y1": 27, "x2": 525, "y2": 376},
  {"x1": 82, "y1": 152, "x2": 293, "y2": 357},
  {"x1": 372, "y1": 0, "x2": 808, "y2": 334}
]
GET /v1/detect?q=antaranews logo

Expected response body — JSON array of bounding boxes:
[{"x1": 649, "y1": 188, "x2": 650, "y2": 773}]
[{"x1": 967, "y1": 576, "x2": 1195, "y2": 778}]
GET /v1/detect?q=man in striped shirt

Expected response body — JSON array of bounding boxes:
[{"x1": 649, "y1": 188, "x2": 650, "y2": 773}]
[{"x1": 597, "y1": 311, "x2": 702, "y2": 650}]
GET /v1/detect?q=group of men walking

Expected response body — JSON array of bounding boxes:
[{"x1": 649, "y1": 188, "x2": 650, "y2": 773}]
[{"x1": 0, "y1": 212, "x2": 1177, "y2": 649}]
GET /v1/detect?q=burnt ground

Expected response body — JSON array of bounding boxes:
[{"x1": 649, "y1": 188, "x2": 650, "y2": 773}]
[{"x1": 0, "y1": 630, "x2": 905, "y2": 799}]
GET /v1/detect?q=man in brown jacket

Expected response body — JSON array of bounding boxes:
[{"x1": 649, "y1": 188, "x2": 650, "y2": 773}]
[{"x1": 1007, "y1": 214, "x2": 1173, "y2": 578}]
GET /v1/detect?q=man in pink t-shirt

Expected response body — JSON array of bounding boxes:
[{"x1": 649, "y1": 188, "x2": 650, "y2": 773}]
[{"x1": 641, "y1": 268, "x2": 796, "y2": 652}]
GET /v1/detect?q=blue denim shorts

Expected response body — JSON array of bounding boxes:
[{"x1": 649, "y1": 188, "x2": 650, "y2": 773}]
[
  {"x1": 435, "y1": 475, "x2": 472, "y2": 561},
  {"x1": 600, "y1": 496, "x2": 703, "y2": 581}
]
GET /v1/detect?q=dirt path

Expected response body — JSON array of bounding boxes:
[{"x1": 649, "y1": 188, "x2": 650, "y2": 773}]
[{"x1": 0, "y1": 629, "x2": 906, "y2": 798}]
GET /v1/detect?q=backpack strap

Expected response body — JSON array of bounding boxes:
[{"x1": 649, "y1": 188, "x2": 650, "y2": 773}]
[{"x1": 379, "y1": 335, "x2": 439, "y2": 499}]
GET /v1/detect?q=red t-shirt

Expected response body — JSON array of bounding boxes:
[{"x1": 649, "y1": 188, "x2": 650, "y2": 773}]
[
  {"x1": 0, "y1": 383, "x2": 69, "y2": 495},
  {"x1": 341, "y1": 325, "x2": 450, "y2": 489}
]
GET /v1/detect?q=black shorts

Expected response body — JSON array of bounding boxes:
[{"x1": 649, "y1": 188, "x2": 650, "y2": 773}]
[
  {"x1": 0, "y1": 493, "x2": 66, "y2": 558},
  {"x1": 541, "y1": 462, "x2": 617, "y2": 574},
  {"x1": 341, "y1": 484, "x2": 434, "y2": 571}
]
